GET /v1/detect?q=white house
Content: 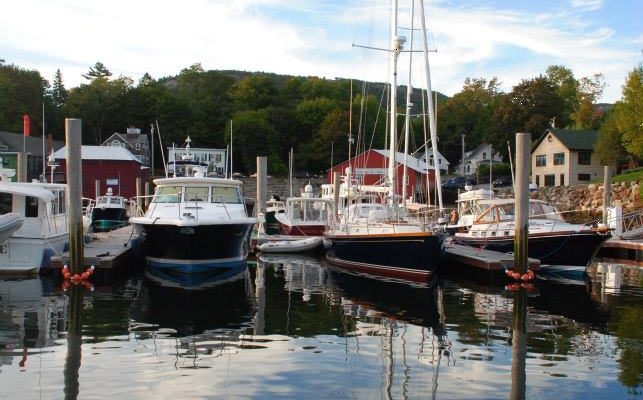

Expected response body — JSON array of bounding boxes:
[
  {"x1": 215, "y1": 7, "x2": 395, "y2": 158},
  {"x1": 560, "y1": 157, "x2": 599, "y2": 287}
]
[
  {"x1": 455, "y1": 143, "x2": 502, "y2": 176},
  {"x1": 167, "y1": 145, "x2": 227, "y2": 176},
  {"x1": 417, "y1": 148, "x2": 450, "y2": 174}
]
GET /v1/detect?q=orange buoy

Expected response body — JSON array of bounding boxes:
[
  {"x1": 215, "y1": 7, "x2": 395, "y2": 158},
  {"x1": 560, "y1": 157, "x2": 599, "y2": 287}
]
[
  {"x1": 512, "y1": 272, "x2": 521, "y2": 281},
  {"x1": 81, "y1": 272, "x2": 89, "y2": 280}
]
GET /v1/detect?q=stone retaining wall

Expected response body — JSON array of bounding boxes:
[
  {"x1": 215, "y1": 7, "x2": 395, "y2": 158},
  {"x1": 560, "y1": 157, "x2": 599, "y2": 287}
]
[{"x1": 525, "y1": 181, "x2": 641, "y2": 215}]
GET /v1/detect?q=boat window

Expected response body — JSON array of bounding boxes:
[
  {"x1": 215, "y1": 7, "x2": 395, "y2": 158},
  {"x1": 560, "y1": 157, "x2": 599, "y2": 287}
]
[
  {"x1": 0, "y1": 192, "x2": 12, "y2": 215},
  {"x1": 497, "y1": 203, "x2": 515, "y2": 221},
  {"x1": 184, "y1": 187, "x2": 209, "y2": 202},
  {"x1": 154, "y1": 186, "x2": 181, "y2": 203},
  {"x1": 58, "y1": 191, "x2": 66, "y2": 214},
  {"x1": 25, "y1": 196, "x2": 39, "y2": 218},
  {"x1": 476, "y1": 207, "x2": 496, "y2": 223},
  {"x1": 211, "y1": 186, "x2": 241, "y2": 204},
  {"x1": 109, "y1": 197, "x2": 122, "y2": 205},
  {"x1": 541, "y1": 203, "x2": 564, "y2": 221},
  {"x1": 529, "y1": 202, "x2": 545, "y2": 219}
]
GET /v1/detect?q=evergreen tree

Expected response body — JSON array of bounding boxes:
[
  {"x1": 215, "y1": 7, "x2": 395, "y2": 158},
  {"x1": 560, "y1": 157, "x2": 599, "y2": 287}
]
[{"x1": 50, "y1": 69, "x2": 68, "y2": 108}]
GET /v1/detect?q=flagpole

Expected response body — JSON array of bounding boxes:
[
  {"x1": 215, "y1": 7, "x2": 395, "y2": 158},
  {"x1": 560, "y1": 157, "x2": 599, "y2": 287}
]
[{"x1": 42, "y1": 103, "x2": 46, "y2": 181}]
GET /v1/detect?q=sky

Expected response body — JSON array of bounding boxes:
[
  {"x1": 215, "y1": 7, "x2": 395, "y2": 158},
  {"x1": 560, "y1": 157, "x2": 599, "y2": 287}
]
[{"x1": 0, "y1": 0, "x2": 641, "y2": 103}]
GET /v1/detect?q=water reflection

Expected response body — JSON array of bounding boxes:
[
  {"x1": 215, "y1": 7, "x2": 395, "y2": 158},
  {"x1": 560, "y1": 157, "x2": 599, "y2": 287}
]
[{"x1": 0, "y1": 258, "x2": 639, "y2": 399}]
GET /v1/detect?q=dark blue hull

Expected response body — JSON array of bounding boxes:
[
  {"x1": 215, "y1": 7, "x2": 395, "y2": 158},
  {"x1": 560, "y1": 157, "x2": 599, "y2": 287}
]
[
  {"x1": 139, "y1": 222, "x2": 254, "y2": 273},
  {"x1": 454, "y1": 231, "x2": 610, "y2": 268},
  {"x1": 325, "y1": 232, "x2": 443, "y2": 283}
]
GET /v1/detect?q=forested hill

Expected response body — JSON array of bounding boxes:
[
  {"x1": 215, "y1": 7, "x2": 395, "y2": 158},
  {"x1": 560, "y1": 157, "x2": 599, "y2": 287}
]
[{"x1": 1, "y1": 60, "x2": 638, "y2": 175}]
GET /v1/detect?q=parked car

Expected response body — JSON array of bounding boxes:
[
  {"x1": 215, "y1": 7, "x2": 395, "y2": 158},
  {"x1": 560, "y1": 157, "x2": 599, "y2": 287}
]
[
  {"x1": 492, "y1": 176, "x2": 512, "y2": 187},
  {"x1": 441, "y1": 176, "x2": 473, "y2": 190}
]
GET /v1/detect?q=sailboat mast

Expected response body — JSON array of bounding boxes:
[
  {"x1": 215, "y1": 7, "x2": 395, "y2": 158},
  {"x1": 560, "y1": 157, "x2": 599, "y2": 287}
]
[
  {"x1": 388, "y1": 0, "x2": 402, "y2": 203},
  {"x1": 402, "y1": 0, "x2": 415, "y2": 209},
  {"x1": 418, "y1": 0, "x2": 443, "y2": 214}
]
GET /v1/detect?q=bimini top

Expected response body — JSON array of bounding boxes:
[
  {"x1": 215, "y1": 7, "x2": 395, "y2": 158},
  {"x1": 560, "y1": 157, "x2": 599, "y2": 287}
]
[
  {"x1": 0, "y1": 182, "x2": 56, "y2": 201},
  {"x1": 153, "y1": 177, "x2": 244, "y2": 187}
]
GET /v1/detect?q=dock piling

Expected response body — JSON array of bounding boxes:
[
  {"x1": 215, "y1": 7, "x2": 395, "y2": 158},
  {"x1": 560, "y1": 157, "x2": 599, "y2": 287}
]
[
  {"x1": 144, "y1": 181, "x2": 150, "y2": 210},
  {"x1": 256, "y1": 156, "x2": 267, "y2": 215},
  {"x1": 95, "y1": 179, "x2": 100, "y2": 200},
  {"x1": 603, "y1": 166, "x2": 611, "y2": 225},
  {"x1": 135, "y1": 177, "x2": 142, "y2": 216},
  {"x1": 514, "y1": 132, "x2": 530, "y2": 274},
  {"x1": 16, "y1": 152, "x2": 26, "y2": 182},
  {"x1": 65, "y1": 118, "x2": 84, "y2": 274}
]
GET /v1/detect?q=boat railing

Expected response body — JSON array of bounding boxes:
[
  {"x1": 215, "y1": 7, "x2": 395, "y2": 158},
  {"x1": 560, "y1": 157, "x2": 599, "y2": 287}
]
[{"x1": 132, "y1": 191, "x2": 254, "y2": 222}]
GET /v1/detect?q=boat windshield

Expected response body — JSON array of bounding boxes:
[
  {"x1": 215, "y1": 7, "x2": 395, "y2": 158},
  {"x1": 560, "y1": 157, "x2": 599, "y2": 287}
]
[
  {"x1": 498, "y1": 203, "x2": 515, "y2": 221},
  {"x1": 0, "y1": 192, "x2": 12, "y2": 215},
  {"x1": 532, "y1": 202, "x2": 564, "y2": 221},
  {"x1": 153, "y1": 186, "x2": 181, "y2": 203},
  {"x1": 291, "y1": 200, "x2": 329, "y2": 222},
  {"x1": 211, "y1": 186, "x2": 241, "y2": 204},
  {"x1": 184, "y1": 187, "x2": 209, "y2": 202}
]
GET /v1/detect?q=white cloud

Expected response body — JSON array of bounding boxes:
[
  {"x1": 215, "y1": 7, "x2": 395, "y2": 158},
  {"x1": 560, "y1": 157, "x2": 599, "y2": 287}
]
[
  {"x1": 0, "y1": 0, "x2": 637, "y2": 102},
  {"x1": 570, "y1": 0, "x2": 604, "y2": 11}
]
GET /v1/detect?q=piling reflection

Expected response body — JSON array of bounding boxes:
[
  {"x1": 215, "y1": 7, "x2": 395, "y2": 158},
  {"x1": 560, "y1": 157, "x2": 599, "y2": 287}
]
[
  {"x1": 63, "y1": 285, "x2": 84, "y2": 400},
  {"x1": 510, "y1": 287, "x2": 527, "y2": 400}
]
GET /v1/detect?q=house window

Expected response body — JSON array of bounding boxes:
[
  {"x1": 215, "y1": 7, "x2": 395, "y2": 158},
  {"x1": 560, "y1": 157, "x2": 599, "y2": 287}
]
[
  {"x1": 536, "y1": 155, "x2": 546, "y2": 167},
  {"x1": 111, "y1": 140, "x2": 121, "y2": 147},
  {"x1": 438, "y1": 159, "x2": 442, "y2": 164},
  {"x1": 578, "y1": 151, "x2": 591, "y2": 165},
  {"x1": 560, "y1": 174, "x2": 565, "y2": 186},
  {"x1": 544, "y1": 174, "x2": 555, "y2": 187},
  {"x1": 482, "y1": 152, "x2": 487, "y2": 160},
  {"x1": 554, "y1": 152, "x2": 565, "y2": 165},
  {"x1": 135, "y1": 143, "x2": 141, "y2": 150},
  {"x1": 215, "y1": 154, "x2": 222, "y2": 163},
  {"x1": 578, "y1": 173, "x2": 591, "y2": 181},
  {"x1": 536, "y1": 175, "x2": 540, "y2": 186}
]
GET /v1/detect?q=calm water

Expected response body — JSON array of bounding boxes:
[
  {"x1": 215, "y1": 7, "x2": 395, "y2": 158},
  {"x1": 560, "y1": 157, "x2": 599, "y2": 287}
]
[{"x1": 0, "y1": 257, "x2": 641, "y2": 399}]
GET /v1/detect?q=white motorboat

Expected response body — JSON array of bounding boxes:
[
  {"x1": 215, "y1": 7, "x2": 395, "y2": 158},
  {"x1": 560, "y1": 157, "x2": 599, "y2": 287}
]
[
  {"x1": 274, "y1": 184, "x2": 334, "y2": 236},
  {"x1": 0, "y1": 181, "x2": 90, "y2": 273},
  {"x1": 90, "y1": 187, "x2": 129, "y2": 232},
  {"x1": 130, "y1": 171, "x2": 257, "y2": 273},
  {"x1": 446, "y1": 185, "x2": 494, "y2": 234}
]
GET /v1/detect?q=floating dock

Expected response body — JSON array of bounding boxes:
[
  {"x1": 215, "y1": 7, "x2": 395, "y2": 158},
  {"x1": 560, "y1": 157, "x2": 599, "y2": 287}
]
[
  {"x1": 444, "y1": 242, "x2": 540, "y2": 271},
  {"x1": 51, "y1": 225, "x2": 139, "y2": 270},
  {"x1": 598, "y1": 238, "x2": 643, "y2": 264}
]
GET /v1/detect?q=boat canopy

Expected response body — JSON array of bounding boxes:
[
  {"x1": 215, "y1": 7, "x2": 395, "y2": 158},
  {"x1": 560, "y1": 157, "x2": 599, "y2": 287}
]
[
  {"x1": 0, "y1": 183, "x2": 56, "y2": 201},
  {"x1": 153, "y1": 177, "x2": 243, "y2": 187}
]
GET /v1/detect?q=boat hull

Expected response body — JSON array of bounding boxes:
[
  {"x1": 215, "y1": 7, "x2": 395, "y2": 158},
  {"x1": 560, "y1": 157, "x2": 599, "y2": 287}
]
[
  {"x1": 278, "y1": 221, "x2": 326, "y2": 236},
  {"x1": 0, "y1": 234, "x2": 67, "y2": 273},
  {"x1": 324, "y1": 232, "x2": 443, "y2": 283},
  {"x1": 265, "y1": 211, "x2": 281, "y2": 235},
  {"x1": 91, "y1": 208, "x2": 128, "y2": 232},
  {"x1": 454, "y1": 231, "x2": 610, "y2": 268},
  {"x1": 137, "y1": 222, "x2": 255, "y2": 273}
]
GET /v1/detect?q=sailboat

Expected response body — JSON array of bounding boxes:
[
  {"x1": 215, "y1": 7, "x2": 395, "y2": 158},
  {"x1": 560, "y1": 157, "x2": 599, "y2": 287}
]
[{"x1": 324, "y1": 0, "x2": 444, "y2": 283}]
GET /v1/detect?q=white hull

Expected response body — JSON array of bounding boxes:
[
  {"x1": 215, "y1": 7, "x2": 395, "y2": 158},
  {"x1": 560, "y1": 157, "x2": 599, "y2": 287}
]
[
  {"x1": 0, "y1": 234, "x2": 67, "y2": 272},
  {"x1": 257, "y1": 236, "x2": 323, "y2": 253},
  {"x1": 0, "y1": 213, "x2": 24, "y2": 244}
]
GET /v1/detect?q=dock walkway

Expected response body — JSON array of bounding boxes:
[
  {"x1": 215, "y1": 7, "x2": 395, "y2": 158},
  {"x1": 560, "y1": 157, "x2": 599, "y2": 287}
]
[
  {"x1": 51, "y1": 225, "x2": 138, "y2": 269},
  {"x1": 444, "y1": 241, "x2": 540, "y2": 271}
]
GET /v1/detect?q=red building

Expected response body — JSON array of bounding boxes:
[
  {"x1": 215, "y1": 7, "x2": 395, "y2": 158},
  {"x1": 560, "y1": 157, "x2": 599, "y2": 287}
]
[
  {"x1": 51, "y1": 146, "x2": 149, "y2": 200},
  {"x1": 327, "y1": 149, "x2": 436, "y2": 202}
]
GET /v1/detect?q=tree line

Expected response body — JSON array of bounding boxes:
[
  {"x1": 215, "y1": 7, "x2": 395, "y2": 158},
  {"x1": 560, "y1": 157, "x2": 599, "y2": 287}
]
[{"x1": 0, "y1": 59, "x2": 640, "y2": 175}]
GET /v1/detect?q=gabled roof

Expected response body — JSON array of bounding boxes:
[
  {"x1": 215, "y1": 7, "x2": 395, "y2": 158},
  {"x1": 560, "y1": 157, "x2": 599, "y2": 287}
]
[
  {"x1": 102, "y1": 133, "x2": 134, "y2": 149},
  {"x1": 532, "y1": 128, "x2": 599, "y2": 152},
  {"x1": 371, "y1": 149, "x2": 434, "y2": 173},
  {"x1": 415, "y1": 148, "x2": 451, "y2": 165},
  {"x1": 52, "y1": 145, "x2": 142, "y2": 163},
  {"x1": 0, "y1": 131, "x2": 65, "y2": 155}
]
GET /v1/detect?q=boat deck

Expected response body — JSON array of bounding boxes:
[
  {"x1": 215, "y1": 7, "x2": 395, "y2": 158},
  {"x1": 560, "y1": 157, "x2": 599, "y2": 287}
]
[
  {"x1": 444, "y1": 242, "x2": 540, "y2": 271},
  {"x1": 51, "y1": 225, "x2": 139, "y2": 269}
]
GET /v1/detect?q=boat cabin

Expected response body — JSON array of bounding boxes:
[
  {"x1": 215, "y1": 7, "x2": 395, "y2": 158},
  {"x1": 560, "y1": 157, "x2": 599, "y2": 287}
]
[
  {"x1": 0, "y1": 183, "x2": 68, "y2": 238},
  {"x1": 472, "y1": 199, "x2": 564, "y2": 225},
  {"x1": 285, "y1": 197, "x2": 334, "y2": 225}
]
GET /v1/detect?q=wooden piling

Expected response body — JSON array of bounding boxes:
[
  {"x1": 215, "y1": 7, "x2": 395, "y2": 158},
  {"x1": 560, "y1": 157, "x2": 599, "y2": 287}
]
[
  {"x1": 65, "y1": 119, "x2": 84, "y2": 274},
  {"x1": 513, "y1": 132, "x2": 530, "y2": 274},
  {"x1": 144, "y1": 181, "x2": 150, "y2": 210},
  {"x1": 256, "y1": 156, "x2": 267, "y2": 215},
  {"x1": 16, "y1": 152, "x2": 26, "y2": 182},
  {"x1": 135, "y1": 177, "x2": 142, "y2": 216},
  {"x1": 603, "y1": 166, "x2": 611, "y2": 225},
  {"x1": 333, "y1": 172, "x2": 340, "y2": 219},
  {"x1": 63, "y1": 285, "x2": 84, "y2": 400},
  {"x1": 95, "y1": 179, "x2": 100, "y2": 200}
]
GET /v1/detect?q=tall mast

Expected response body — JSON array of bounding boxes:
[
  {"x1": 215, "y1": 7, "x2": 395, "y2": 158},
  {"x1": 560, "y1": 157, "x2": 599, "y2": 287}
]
[
  {"x1": 388, "y1": 0, "x2": 404, "y2": 203},
  {"x1": 418, "y1": 0, "x2": 443, "y2": 214},
  {"x1": 402, "y1": 0, "x2": 415, "y2": 209}
]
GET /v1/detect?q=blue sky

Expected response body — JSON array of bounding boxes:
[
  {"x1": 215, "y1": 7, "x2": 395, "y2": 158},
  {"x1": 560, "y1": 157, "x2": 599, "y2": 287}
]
[{"x1": 0, "y1": 0, "x2": 640, "y2": 102}]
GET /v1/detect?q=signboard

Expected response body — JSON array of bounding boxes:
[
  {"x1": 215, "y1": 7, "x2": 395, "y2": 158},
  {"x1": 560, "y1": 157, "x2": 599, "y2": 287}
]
[
  {"x1": 106, "y1": 179, "x2": 119, "y2": 186},
  {"x1": 355, "y1": 168, "x2": 387, "y2": 176}
]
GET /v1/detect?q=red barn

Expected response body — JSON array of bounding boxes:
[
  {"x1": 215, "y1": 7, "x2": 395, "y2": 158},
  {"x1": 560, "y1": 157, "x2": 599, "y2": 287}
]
[
  {"x1": 327, "y1": 149, "x2": 436, "y2": 202},
  {"x1": 51, "y1": 146, "x2": 149, "y2": 200}
]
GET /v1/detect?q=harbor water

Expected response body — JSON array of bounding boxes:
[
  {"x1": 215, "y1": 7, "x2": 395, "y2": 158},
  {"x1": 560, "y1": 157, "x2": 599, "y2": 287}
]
[{"x1": 0, "y1": 258, "x2": 640, "y2": 399}]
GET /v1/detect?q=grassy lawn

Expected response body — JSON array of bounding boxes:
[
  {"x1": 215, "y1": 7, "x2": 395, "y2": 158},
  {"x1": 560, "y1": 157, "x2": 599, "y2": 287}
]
[{"x1": 598, "y1": 168, "x2": 642, "y2": 198}]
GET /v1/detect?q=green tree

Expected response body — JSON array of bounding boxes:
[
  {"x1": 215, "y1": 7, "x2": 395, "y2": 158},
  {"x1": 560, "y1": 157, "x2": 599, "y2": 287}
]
[
  {"x1": 231, "y1": 74, "x2": 279, "y2": 110},
  {"x1": 226, "y1": 110, "x2": 277, "y2": 174},
  {"x1": 310, "y1": 109, "x2": 350, "y2": 172},
  {"x1": 594, "y1": 109, "x2": 628, "y2": 167},
  {"x1": 50, "y1": 69, "x2": 68, "y2": 108},
  {"x1": 0, "y1": 63, "x2": 48, "y2": 134},
  {"x1": 490, "y1": 76, "x2": 566, "y2": 159},
  {"x1": 82, "y1": 62, "x2": 112, "y2": 80},
  {"x1": 613, "y1": 65, "x2": 643, "y2": 162}
]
